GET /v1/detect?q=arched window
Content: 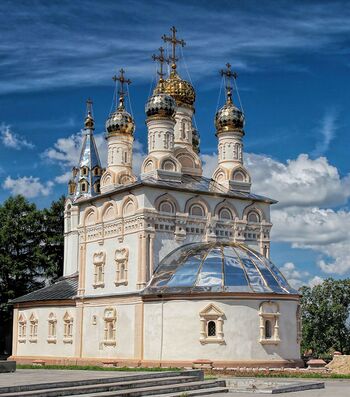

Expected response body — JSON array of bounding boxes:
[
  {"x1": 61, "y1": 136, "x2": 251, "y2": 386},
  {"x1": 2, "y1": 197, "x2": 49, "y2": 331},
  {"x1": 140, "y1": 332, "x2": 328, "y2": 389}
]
[
  {"x1": 233, "y1": 171, "x2": 245, "y2": 182},
  {"x1": 18, "y1": 313, "x2": 27, "y2": 342},
  {"x1": 103, "y1": 308, "x2": 116, "y2": 346},
  {"x1": 115, "y1": 248, "x2": 128, "y2": 286},
  {"x1": 248, "y1": 211, "x2": 260, "y2": 223},
  {"x1": 81, "y1": 166, "x2": 88, "y2": 176},
  {"x1": 63, "y1": 312, "x2": 73, "y2": 343},
  {"x1": 219, "y1": 208, "x2": 232, "y2": 220},
  {"x1": 159, "y1": 200, "x2": 175, "y2": 214},
  {"x1": 207, "y1": 320, "x2": 216, "y2": 337},
  {"x1": 189, "y1": 204, "x2": 205, "y2": 217},
  {"x1": 29, "y1": 313, "x2": 38, "y2": 342},
  {"x1": 265, "y1": 320, "x2": 272, "y2": 339},
  {"x1": 81, "y1": 181, "x2": 88, "y2": 193},
  {"x1": 93, "y1": 251, "x2": 105, "y2": 288},
  {"x1": 47, "y1": 313, "x2": 57, "y2": 343}
]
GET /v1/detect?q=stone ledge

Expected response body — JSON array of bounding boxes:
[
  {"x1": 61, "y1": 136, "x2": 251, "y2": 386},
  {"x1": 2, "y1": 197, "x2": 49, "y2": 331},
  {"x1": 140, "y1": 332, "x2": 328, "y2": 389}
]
[{"x1": 0, "y1": 361, "x2": 16, "y2": 373}]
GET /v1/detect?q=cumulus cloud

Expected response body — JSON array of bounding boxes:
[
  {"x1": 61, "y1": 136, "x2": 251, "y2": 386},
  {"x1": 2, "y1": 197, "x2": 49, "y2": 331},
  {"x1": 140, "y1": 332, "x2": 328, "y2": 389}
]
[
  {"x1": 0, "y1": 123, "x2": 34, "y2": 150},
  {"x1": 280, "y1": 262, "x2": 324, "y2": 289},
  {"x1": 3, "y1": 176, "x2": 53, "y2": 198}
]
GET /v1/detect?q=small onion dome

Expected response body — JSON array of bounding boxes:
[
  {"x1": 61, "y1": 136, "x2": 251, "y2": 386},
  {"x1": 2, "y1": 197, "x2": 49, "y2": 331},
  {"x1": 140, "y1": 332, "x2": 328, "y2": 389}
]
[
  {"x1": 215, "y1": 100, "x2": 245, "y2": 133},
  {"x1": 106, "y1": 100, "x2": 135, "y2": 136},
  {"x1": 84, "y1": 112, "x2": 94, "y2": 130},
  {"x1": 145, "y1": 91, "x2": 176, "y2": 119},
  {"x1": 162, "y1": 71, "x2": 195, "y2": 107}
]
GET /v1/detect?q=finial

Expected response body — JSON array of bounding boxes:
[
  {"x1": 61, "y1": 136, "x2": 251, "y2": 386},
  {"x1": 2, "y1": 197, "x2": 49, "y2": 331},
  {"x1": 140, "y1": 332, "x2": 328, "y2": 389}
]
[
  {"x1": 162, "y1": 26, "x2": 185, "y2": 71},
  {"x1": 220, "y1": 63, "x2": 238, "y2": 104},
  {"x1": 112, "y1": 68, "x2": 131, "y2": 109},
  {"x1": 84, "y1": 98, "x2": 95, "y2": 130}
]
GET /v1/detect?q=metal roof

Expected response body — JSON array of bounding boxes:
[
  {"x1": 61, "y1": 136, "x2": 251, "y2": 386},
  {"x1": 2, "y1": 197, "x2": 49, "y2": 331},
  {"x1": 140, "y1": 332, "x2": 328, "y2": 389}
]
[
  {"x1": 11, "y1": 274, "x2": 78, "y2": 304},
  {"x1": 142, "y1": 242, "x2": 297, "y2": 296}
]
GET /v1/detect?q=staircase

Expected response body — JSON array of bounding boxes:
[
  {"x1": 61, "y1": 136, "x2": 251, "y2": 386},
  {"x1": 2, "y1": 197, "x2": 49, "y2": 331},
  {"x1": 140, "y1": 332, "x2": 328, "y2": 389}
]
[{"x1": 0, "y1": 370, "x2": 228, "y2": 397}]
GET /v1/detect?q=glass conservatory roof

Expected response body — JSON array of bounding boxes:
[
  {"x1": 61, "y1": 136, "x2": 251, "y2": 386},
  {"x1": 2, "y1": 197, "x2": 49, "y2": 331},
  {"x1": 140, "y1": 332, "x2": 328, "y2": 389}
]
[{"x1": 142, "y1": 242, "x2": 297, "y2": 295}]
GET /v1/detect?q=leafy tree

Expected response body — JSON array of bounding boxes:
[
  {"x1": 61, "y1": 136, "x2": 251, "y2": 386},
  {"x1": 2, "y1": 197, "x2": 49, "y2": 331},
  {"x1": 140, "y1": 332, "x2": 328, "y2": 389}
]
[
  {"x1": 300, "y1": 278, "x2": 350, "y2": 357},
  {"x1": 0, "y1": 195, "x2": 64, "y2": 354},
  {"x1": 42, "y1": 195, "x2": 65, "y2": 280}
]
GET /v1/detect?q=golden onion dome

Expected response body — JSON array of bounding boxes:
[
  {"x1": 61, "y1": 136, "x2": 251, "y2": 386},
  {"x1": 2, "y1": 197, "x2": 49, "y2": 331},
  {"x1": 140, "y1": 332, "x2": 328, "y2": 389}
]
[
  {"x1": 106, "y1": 98, "x2": 135, "y2": 136},
  {"x1": 84, "y1": 111, "x2": 95, "y2": 130},
  {"x1": 162, "y1": 70, "x2": 195, "y2": 107},
  {"x1": 215, "y1": 93, "x2": 245, "y2": 133}
]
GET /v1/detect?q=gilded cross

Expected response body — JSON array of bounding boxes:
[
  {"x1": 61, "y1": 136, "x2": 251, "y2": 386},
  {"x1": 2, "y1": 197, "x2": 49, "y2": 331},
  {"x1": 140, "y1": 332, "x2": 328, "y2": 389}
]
[
  {"x1": 112, "y1": 68, "x2": 131, "y2": 107},
  {"x1": 220, "y1": 63, "x2": 237, "y2": 103},
  {"x1": 152, "y1": 46, "x2": 166, "y2": 80},
  {"x1": 162, "y1": 26, "x2": 185, "y2": 70}
]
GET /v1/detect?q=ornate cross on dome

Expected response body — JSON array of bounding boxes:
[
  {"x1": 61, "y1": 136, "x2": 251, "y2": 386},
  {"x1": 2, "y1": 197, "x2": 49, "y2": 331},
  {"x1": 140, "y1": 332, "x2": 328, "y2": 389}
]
[
  {"x1": 220, "y1": 63, "x2": 238, "y2": 104},
  {"x1": 162, "y1": 26, "x2": 185, "y2": 70},
  {"x1": 152, "y1": 46, "x2": 166, "y2": 80},
  {"x1": 112, "y1": 68, "x2": 131, "y2": 108}
]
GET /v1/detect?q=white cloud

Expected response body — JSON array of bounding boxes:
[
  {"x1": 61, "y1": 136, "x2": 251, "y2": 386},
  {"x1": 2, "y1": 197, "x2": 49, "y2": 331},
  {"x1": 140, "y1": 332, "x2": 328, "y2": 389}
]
[
  {"x1": 201, "y1": 153, "x2": 219, "y2": 178},
  {"x1": 246, "y1": 153, "x2": 350, "y2": 209},
  {"x1": 308, "y1": 275, "x2": 324, "y2": 288},
  {"x1": 0, "y1": 123, "x2": 34, "y2": 150},
  {"x1": 3, "y1": 176, "x2": 53, "y2": 198},
  {"x1": 280, "y1": 262, "x2": 324, "y2": 289},
  {"x1": 311, "y1": 110, "x2": 338, "y2": 157}
]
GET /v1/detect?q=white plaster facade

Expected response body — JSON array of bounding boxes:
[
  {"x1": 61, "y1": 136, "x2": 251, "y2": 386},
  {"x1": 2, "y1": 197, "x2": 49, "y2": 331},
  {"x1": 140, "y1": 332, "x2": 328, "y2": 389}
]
[{"x1": 11, "y1": 39, "x2": 302, "y2": 368}]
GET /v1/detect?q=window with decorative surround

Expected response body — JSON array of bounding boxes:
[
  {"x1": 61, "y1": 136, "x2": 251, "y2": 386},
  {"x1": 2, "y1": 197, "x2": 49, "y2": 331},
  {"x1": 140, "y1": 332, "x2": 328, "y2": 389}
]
[
  {"x1": 63, "y1": 311, "x2": 73, "y2": 343},
  {"x1": 103, "y1": 308, "x2": 116, "y2": 346},
  {"x1": 29, "y1": 313, "x2": 38, "y2": 343},
  {"x1": 18, "y1": 313, "x2": 27, "y2": 343},
  {"x1": 115, "y1": 248, "x2": 128, "y2": 286},
  {"x1": 47, "y1": 312, "x2": 57, "y2": 343},
  {"x1": 199, "y1": 304, "x2": 225, "y2": 345},
  {"x1": 93, "y1": 251, "x2": 106, "y2": 288},
  {"x1": 259, "y1": 301, "x2": 280, "y2": 344}
]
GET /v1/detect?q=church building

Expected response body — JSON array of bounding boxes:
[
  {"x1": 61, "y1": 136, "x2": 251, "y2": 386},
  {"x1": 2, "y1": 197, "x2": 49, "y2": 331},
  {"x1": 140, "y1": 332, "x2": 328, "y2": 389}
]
[{"x1": 10, "y1": 28, "x2": 302, "y2": 368}]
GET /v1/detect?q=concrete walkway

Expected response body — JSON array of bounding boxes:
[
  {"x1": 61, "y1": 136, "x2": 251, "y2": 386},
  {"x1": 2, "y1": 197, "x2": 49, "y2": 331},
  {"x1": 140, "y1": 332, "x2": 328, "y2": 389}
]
[{"x1": 0, "y1": 369, "x2": 144, "y2": 388}]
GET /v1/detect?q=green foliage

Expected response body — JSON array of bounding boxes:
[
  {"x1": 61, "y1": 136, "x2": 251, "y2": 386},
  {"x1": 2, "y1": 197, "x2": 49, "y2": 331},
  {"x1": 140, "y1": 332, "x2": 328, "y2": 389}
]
[
  {"x1": 300, "y1": 278, "x2": 350, "y2": 356},
  {"x1": 0, "y1": 195, "x2": 64, "y2": 322}
]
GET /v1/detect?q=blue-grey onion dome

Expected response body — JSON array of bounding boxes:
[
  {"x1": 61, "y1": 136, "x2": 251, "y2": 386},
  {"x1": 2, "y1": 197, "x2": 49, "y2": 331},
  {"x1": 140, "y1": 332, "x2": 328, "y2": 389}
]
[
  {"x1": 106, "y1": 105, "x2": 135, "y2": 136},
  {"x1": 142, "y1": 242, "x2": 297, "y2": 295},
  {"x1": 145, "y1": 92, "x2": 176, "y2": 118},
  {"x1": 215, "y1": 102, "x2": 245, "y2": 133}
]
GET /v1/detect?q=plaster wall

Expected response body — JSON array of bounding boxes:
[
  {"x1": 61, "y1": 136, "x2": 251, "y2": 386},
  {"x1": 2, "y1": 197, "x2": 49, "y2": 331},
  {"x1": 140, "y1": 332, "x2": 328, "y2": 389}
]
[{"x1": 143, "y1": 298, "x2": 300, "y2": 362}]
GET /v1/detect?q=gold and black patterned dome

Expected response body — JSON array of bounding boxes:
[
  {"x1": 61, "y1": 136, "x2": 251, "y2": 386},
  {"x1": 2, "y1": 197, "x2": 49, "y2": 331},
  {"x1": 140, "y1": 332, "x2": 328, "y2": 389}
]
[
  {"x1": 162, "y1": 71, "x2": 195, "y2": 107},
  {"x1": 146, "y1": 79, "x2": 177, "y2": 118},
  {"x1": 215, "y1": 98, "x2": 245, "y2": 133},
  {"x1": 106, "y1": 99, "x2": 135, "y2": 136}
]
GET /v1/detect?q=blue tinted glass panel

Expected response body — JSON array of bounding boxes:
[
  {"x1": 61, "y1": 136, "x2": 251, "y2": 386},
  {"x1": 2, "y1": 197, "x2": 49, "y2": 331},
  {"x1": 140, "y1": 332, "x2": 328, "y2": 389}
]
[{"x1": 197, "y1": 248, "x2": 223, "y2": 286}]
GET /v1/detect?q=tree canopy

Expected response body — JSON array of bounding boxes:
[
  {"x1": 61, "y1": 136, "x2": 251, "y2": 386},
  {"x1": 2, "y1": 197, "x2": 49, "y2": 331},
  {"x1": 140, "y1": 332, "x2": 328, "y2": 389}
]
[
  {"x1": 300, "y1": 278, "x2": 350, "y2": 357},
  {"x1": 0, "y1": 195, "x2": 64, "y2": 322}
]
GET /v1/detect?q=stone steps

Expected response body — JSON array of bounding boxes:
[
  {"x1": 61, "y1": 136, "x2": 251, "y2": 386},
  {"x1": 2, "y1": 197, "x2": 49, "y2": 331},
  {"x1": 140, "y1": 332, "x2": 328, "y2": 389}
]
[
  {"x1": 0, "y1": 370, "x2": 228, "y2": 397},
  {"x1": 66, "y1": 380, "x2": 228, "y2": 397},
  {"x1": 0, "y1": 371, "x2": 201, "y2": 395}
]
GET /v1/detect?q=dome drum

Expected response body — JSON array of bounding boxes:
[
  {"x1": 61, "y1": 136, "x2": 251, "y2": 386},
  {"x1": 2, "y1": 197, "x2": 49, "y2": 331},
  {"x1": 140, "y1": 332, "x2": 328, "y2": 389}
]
[{"x1": 143, "y1": 242, "x2": 297, "y2": 296}]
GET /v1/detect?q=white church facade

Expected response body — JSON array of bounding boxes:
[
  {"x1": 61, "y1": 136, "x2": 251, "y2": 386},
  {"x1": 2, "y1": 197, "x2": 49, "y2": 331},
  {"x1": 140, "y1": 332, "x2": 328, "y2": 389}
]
[{"x1": 10, "y1": 28, "x2": 302, "y2": 368}]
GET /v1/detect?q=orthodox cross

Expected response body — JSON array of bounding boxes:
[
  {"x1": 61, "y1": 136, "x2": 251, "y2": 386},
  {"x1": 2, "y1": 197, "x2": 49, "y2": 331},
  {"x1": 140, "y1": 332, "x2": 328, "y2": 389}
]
[
  {"x1": 152, "y1": 46, "x2": 166, "y2": 80},
  {"x1": 162, "y1": 26, "x2": 185, "y2": 70},
  {"x1": 220, "y1": 63, "x2": 237, "y2": 103},
  {"x1": 112, "y1": 68, "x2": 131, "y2": 108}
]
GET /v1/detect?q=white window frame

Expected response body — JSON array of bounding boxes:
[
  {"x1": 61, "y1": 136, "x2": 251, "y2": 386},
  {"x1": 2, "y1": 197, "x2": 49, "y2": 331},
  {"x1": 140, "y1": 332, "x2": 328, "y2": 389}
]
[
  {"x1": 47, "y1": 313, "x2": 57, "y2": 344},
  {"x1": 199, "y1": 304, "x2": 225, "y2": 345},
  {"x1": 93, "y1": 251, "x2": 106, "y2": 288},
  {"x1": 29, "y1": 313, "x2": 38, "y2": 343},
  {"x1": 259, "y1": 301, "x2": 280, "y2": 345},
  {"x1": 103, "y1": 308, "x2": 116, "y2": 346},
  {"x1": 18, "y1": 313, "x2": 27, "y2": 343},
  {"x1": 63, "y1": 311, "x2": 74, "y2": 344},
  {"x1": 115, "y1": 248, "x2": 128, "y2": 286}
]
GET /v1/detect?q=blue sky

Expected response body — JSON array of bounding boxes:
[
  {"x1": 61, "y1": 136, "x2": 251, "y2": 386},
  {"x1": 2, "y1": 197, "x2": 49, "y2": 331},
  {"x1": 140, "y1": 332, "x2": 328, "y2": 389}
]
[{"x1": 1, "y1": 0, "x2": 350, "y2": 286}]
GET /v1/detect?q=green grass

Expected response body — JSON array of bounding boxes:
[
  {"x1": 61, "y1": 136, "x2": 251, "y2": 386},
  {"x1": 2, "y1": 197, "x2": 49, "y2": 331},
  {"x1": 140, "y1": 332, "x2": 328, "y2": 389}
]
[{"x1": 17, "y1": 364, "x2": 181, "y2": 372}]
